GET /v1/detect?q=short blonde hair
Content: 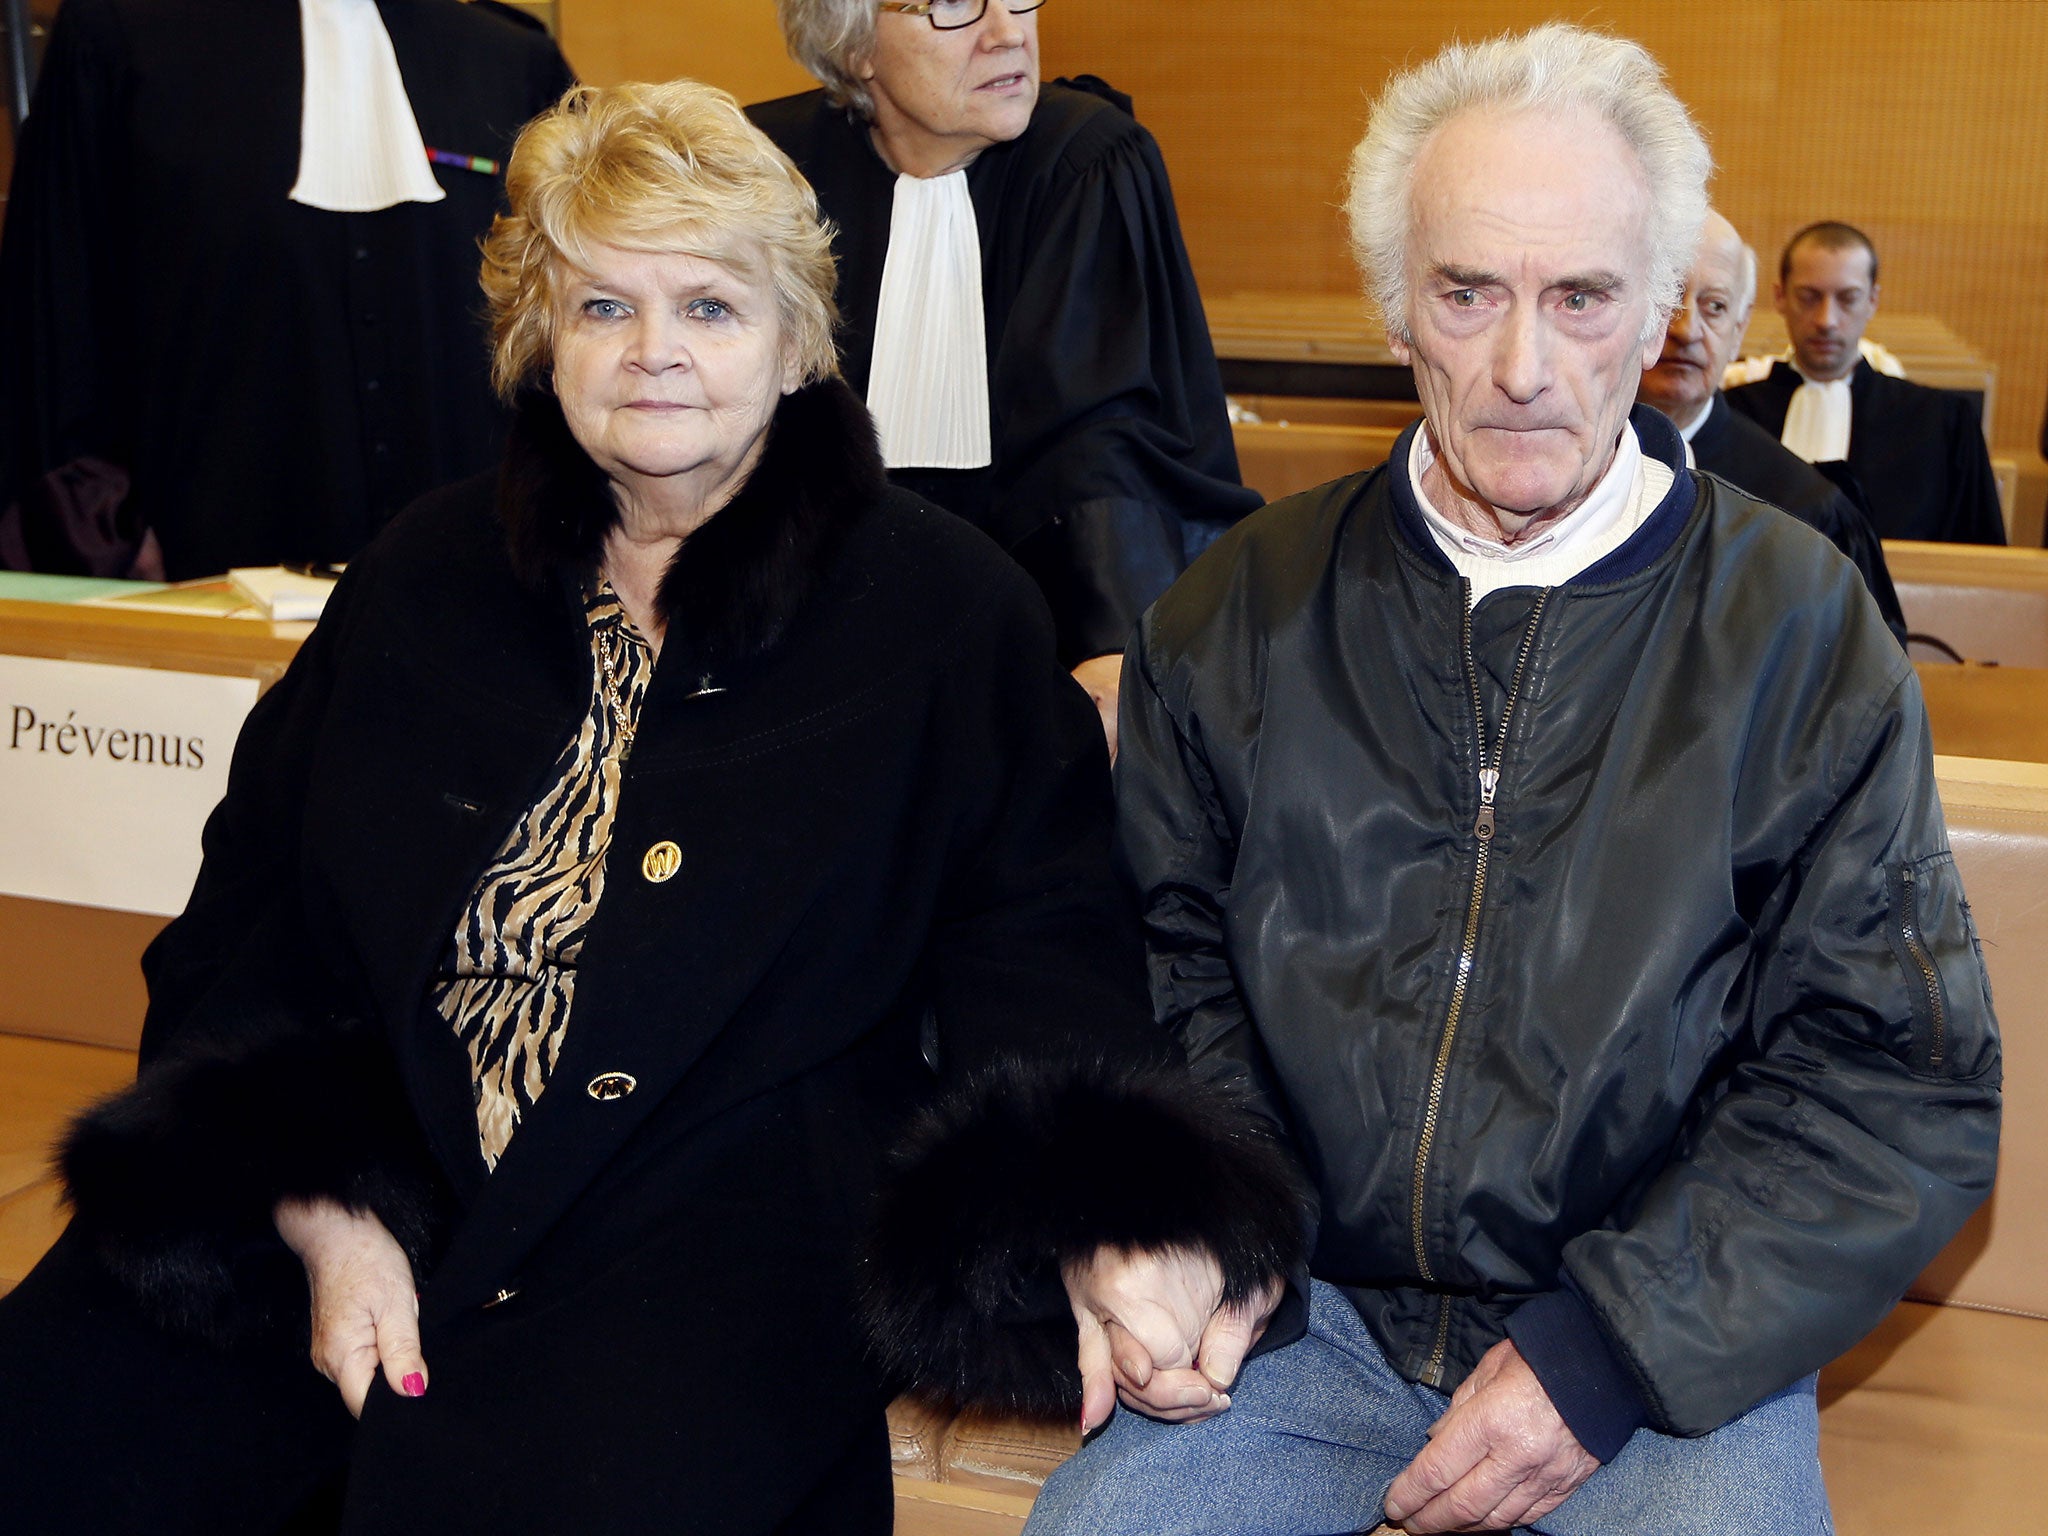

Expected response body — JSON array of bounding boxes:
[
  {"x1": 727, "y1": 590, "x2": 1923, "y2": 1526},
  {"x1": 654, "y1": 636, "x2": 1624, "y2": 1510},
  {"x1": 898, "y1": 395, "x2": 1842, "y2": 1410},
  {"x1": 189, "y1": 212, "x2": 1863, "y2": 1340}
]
[
  {"x1": 776, "y1": 0, "x2": 878, "y2": 121},
  {"x1": 1346, "y1": 23, "x2": 1711, "y2": 347},
  {"x1": 481, "y1": 80, "x2": 840, "y2": 399}
]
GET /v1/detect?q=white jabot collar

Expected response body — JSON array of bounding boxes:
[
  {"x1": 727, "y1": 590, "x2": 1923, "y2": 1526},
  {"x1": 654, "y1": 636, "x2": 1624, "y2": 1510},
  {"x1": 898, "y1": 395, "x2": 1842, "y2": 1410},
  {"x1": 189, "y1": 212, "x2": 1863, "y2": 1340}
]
[
  {"x1": 1780, "y1": 368, "x2": 1854, "y2": 463},
  {"x1": 289, "y1": 0, "x2": 446, "y2": 213},
  {"x1": 1410, "y1": 422, "x2": 1673, "y2": 602},
  {"x1": 866, "y1": 170, "x2": 992, "y2": 470}
]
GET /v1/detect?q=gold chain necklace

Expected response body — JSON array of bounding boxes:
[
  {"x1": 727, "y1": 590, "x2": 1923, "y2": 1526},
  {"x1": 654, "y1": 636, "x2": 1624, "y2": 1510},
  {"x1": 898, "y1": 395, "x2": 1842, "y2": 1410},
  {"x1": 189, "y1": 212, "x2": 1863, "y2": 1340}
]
[{"x1": 595, "y1": 622, "x2": 637, "y2": 762}]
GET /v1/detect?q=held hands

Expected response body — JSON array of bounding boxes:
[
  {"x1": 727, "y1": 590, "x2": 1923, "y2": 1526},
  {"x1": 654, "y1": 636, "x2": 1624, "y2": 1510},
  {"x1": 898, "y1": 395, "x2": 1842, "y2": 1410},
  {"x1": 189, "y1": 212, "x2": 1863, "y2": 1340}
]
[
  {"x1": 274, "y1": 1196, "x2": 428, "y2": 1418},
  {"x1": 1383, "y1": 1339, "x2": 1599, "y2": 1533},
  {"x1": 1069, "y1": 655, "x2": 1123, "y2": 764},
  {"x1": 1062, "y1": 1245, "x2": 1282, "y2": 1434}
]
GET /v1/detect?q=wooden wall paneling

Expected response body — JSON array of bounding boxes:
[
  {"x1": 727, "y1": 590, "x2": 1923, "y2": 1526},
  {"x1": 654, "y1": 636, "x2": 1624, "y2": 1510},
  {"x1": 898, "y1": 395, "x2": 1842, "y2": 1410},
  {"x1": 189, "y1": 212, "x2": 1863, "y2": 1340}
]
[
  {"x1": 1038, "y1": 2, "x2": 2048, "y2": 454},
  {"x1": 557, "y1": 0, "x2": 812, "y2": 105},
  {"x1": 548, "y1": 2, "x2": 2048, "y2": 455}
]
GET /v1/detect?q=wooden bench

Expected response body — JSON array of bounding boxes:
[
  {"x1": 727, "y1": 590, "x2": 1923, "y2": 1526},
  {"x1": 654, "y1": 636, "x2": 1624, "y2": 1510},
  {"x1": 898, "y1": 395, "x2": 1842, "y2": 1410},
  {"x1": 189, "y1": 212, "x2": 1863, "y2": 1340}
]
[
  {"x1": 1207, "y1": 293, "x2": 1995, "y2": 431},
  {"x1": 5, "y1": 755, "x2": 2045, "y2": 1530},
  {"x1": 1232, "y1": 426, "x2": 2021, "y2": 542},
  {"x1": 0, "y1": 1033, "x2": 137, "y2": 1292},
  {"x1": 1889, "y1": 541, "x2": 2048, "y2": 667}
]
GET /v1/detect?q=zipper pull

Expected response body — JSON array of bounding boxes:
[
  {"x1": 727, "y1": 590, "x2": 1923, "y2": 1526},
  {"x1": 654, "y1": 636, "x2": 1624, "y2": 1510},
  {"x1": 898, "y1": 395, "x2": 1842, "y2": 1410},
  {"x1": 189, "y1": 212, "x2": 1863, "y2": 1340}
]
[{"x1": 1475, "y1": 767, "x2": 1499, "y2": 841}]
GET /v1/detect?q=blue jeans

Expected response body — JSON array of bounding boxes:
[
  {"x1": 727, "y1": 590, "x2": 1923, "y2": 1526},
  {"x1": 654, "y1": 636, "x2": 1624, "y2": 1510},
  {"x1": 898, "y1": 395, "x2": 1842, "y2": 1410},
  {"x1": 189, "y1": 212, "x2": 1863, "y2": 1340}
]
[{"x1": 1025, "y1": 1281, "x2": 1832, "y2": 1536}]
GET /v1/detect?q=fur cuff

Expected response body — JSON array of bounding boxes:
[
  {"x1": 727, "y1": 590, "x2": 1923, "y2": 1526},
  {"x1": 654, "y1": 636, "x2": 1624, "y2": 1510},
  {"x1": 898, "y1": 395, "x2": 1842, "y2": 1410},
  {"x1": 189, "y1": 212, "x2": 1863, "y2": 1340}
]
[
  {"x1": 861, "y1": 1059, "x2": 1311, "y2": 1417},
  {"x1": 59, "y1": 1016, "x2": 455, "y2": 1346}
]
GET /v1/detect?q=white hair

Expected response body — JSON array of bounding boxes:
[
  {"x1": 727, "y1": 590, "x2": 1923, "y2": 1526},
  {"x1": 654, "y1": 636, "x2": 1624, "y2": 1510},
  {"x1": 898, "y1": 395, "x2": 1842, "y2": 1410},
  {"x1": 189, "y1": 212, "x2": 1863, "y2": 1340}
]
[
  {"x1": 1345, "y1": 23, "x2": 1711, "y2": 346},
  {"x1": 778, "y1": 0, "x2": 879, "y2": 122},
  {"x1": 1734, "y1": 240, "x2": 1759, "y2": 316}
]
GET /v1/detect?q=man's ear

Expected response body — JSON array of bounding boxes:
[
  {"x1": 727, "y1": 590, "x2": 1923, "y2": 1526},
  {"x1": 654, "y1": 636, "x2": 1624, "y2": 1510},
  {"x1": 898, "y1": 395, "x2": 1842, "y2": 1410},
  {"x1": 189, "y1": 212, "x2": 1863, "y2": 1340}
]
[
  {"x1": 1772, "y1": 282, "x2": 1790, "y2": 316},
  {"x1": 1387, "y1": 328, "x2": 1413, "y2": 366},
  {"x1": 1868, "y1": 283, "x2": 1881, "y2": 315},
  {"x1": 1639, "y1": 314, "x2": 1668, "y2": 371}
]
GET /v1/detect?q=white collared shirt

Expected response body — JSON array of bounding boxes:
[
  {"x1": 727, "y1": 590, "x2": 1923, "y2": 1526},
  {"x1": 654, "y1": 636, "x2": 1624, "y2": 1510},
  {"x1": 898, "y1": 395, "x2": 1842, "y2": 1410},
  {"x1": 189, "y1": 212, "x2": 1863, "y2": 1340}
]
[{"x1": 1410, "y1": 423, "x2": 1674, "y2": 602}]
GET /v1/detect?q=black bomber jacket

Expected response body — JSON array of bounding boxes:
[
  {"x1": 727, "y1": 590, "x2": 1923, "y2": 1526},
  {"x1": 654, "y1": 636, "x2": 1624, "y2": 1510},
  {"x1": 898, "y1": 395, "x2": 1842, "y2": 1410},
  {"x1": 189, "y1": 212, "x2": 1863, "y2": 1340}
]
[{"x1": 1116, "y1": 406, "x2": 2001, "y2": 1443}]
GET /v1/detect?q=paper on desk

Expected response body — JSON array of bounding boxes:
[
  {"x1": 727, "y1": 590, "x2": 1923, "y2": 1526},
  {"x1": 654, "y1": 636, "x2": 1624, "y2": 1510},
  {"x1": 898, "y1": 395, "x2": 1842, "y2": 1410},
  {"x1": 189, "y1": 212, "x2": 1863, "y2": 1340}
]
[
  {"x1": 229, "y1": 566, "x2": 337, "y2": 620},
  {"x1": 81, "y1": 579, "x2": 258, "y2": 618}
]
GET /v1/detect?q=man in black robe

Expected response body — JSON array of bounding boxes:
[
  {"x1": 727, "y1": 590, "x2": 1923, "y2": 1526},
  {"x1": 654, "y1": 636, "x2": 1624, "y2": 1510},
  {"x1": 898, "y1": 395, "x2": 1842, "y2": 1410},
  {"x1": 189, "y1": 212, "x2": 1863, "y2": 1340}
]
[
  {"x1": 1639, "y1": 210, "x2": 1905, "y2": 640},
  {"x1": 0, "y1": 0, "x2": 573, "y2": 579},
  {"x1": 1724, "y1": 221, "x2": 2003, "y2": 545}
]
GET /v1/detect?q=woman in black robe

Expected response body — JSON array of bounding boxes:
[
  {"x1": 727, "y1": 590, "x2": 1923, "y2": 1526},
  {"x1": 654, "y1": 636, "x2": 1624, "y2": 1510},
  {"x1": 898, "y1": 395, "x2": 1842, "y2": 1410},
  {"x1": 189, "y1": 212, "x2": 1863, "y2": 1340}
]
[{"x1": 751, "y1": 0, "x2": 1260, "y2": 749}]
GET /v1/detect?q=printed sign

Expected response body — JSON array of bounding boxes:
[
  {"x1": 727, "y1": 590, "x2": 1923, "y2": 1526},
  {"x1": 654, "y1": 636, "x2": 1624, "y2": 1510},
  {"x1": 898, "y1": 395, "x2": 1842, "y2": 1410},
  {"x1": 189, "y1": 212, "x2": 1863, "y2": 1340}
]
[{"x1": 0, "y1": 655, "x2": 260, "y2": 916}]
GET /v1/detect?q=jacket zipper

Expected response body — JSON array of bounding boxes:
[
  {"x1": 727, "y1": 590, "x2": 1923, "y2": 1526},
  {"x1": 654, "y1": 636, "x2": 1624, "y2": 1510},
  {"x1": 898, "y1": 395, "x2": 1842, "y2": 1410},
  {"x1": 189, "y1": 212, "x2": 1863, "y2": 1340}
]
[
  {"x1": 1897, "y1": 865, "x2": 1948, "y2": 1069},
  {"x1": 1411, "y1": 582, "x2": 1551, "y2": 1385}
]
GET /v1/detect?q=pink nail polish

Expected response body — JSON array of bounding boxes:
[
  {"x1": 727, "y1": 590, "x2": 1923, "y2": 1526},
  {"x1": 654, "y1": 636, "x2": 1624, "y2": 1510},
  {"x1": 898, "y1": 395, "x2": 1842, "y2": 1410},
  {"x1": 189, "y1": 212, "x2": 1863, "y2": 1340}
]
[{"x1": 402, "y1": 1372, "x2": 426, "y2": 1398}]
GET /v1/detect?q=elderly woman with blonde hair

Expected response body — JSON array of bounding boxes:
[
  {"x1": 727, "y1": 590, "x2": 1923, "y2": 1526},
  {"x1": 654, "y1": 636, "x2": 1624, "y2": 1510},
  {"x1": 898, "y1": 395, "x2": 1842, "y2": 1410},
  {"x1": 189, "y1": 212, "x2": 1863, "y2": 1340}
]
[
  {"x1": 0, "y1": 80, "x2": 1303, "y2": 1536},
  {"x1": 751, "y1": 0, "x2": 1261, "y2": 753}
]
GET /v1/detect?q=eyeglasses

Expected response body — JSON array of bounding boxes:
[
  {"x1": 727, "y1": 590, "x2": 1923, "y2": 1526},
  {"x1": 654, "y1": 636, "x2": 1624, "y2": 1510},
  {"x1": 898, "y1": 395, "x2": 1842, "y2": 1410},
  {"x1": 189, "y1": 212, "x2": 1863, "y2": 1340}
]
[{"x1": 877, "y1": 0, "x2": 1045, "y2": 32}]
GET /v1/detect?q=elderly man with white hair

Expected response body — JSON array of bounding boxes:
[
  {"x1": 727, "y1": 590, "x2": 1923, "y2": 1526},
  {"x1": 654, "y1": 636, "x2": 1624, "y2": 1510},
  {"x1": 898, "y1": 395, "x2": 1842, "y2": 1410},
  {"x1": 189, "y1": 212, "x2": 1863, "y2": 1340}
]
[
  {"x1": 1024, "y1": 23, "x2": 1998, "y2": 1536},
  {"x1": 1637, "y1": 209, "x2": 1905, "y2": 639}
]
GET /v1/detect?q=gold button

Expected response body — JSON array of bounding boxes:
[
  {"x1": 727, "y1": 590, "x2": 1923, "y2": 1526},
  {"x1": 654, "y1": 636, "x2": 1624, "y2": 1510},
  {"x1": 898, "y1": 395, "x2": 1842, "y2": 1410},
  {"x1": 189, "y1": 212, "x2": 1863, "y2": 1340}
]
[
  {"x1": 586, "y1": 1071, "x2": 637, "y2": 1101},
  {"x1": 641, "y1": 840, "x2": 681, "y2": 883}
]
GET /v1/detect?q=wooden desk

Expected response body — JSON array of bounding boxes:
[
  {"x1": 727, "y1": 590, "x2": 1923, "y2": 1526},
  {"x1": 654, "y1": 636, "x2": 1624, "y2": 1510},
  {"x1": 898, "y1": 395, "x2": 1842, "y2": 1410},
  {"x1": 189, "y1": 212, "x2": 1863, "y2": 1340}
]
[
  {"x1": 1231, "y1": 419, "x2": 1401, "y2": 504},
  {"x1": 0, "y1": 587, "x2": 310, "y2": 1049},
  {"x1": 1917, "y1": 663, "x2": 2048, "y2": 764},
  {"x1": 1207, "y1": 292, "x2": 1414, "y2": 401},
  {"x1": 1207, "y1": 293, "x2": 1994, "y2": 432}
]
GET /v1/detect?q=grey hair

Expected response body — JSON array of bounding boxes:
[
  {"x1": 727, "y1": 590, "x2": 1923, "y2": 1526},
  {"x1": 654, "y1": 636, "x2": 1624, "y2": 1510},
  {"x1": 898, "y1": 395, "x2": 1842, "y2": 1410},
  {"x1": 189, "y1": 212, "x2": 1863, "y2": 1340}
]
[
  {"x1": 1345, "y1": 23, "x2": 1711, "y2": 346},
  {"x1": 1734, "y1": 241, "x2": 1759, "y2": 316},
  {"x1": 778, "y1": 0, "x2": 878, "y2": 121}
]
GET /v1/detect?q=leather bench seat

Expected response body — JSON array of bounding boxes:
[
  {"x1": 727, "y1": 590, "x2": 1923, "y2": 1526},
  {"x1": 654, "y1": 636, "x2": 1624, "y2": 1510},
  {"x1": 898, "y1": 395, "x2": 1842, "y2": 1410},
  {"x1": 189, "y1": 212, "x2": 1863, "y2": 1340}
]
[{"x1": 1887, "y1": 541, "x2": 2048, "y2": 667}]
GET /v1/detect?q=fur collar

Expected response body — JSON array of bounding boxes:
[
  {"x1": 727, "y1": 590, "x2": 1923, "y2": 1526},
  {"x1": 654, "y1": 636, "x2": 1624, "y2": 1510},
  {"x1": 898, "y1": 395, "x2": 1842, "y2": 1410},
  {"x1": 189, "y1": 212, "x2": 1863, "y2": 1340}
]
[{"x1": 496, "y1": 376, "x2": 886, "y2": 668}]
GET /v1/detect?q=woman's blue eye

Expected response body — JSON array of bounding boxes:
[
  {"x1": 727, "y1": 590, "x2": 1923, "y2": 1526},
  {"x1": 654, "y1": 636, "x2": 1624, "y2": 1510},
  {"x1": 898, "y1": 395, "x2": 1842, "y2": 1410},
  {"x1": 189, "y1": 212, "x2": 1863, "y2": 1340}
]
[
  {"x1": 689, "y1": 298, "x2": 732, "y2": 321},
  {"x1": 584, "y1": 298, "x2": 628, "y2": 320}
]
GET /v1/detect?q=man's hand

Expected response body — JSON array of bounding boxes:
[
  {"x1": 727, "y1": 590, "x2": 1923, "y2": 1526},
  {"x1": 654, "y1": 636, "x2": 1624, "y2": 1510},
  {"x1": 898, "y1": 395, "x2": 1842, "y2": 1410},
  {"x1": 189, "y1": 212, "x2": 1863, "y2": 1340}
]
[
  {"x1": 1070, "y1": 654, "x2": 1123, "y2": 764},
  {"x1": 1383, "y1": 1340, "x2": 1598, "y2": 1532},
  {"x1": 275, "y1": 1196, "x2": 427, "y2": 1418},
  {"x1": 1063, "y1": 1246, "x2": 1282, "y2": 1433}
]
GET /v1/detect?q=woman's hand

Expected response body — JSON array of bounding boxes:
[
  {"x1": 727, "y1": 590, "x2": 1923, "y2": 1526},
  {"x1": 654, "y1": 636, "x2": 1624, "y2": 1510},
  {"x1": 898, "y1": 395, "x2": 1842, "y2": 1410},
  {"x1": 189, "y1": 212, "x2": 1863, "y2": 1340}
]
[
  {"x1": 274, "y1": 1196, "x2": 427, "y2": 1417},
  {"x1": 1063, "y1": 1245, "x2": 1283, "y2": 1433},
  {"x1": 1070, "y1": 654, "x2": 1123, "y2": 763}
]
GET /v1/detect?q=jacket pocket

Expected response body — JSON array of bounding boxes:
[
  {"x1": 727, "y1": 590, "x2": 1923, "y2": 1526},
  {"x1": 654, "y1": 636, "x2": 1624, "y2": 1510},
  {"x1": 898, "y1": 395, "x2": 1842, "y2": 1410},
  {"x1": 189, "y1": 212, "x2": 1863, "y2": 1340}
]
[{"x1": 1883, "y1": 852, "x2": 1981, "y2": 1075}]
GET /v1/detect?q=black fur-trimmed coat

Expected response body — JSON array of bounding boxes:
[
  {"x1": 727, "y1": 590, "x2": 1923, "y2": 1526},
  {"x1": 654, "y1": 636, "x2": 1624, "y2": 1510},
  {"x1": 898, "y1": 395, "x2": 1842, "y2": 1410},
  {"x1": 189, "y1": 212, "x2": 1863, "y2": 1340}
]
[{"x1": 54, "y1": 379, "x2": 1305, "y2": 1534}]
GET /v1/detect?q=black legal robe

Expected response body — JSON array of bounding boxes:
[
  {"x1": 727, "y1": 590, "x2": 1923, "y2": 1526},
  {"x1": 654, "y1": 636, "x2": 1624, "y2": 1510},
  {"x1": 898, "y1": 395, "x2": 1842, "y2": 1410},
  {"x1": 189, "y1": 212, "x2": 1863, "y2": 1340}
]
[
  {"x1": 1687, "y1": 393, "x2": 1906, "y2": 640},
  {"x1": 749, "y1": 81, "x2": 1261, "y2": 664},
  {"x1": 1725, "y1": 359, "x2": 2004, "y2": 546},
  {"x1": 0, "y1": 0, "x2": 572, "y2": 579}
]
